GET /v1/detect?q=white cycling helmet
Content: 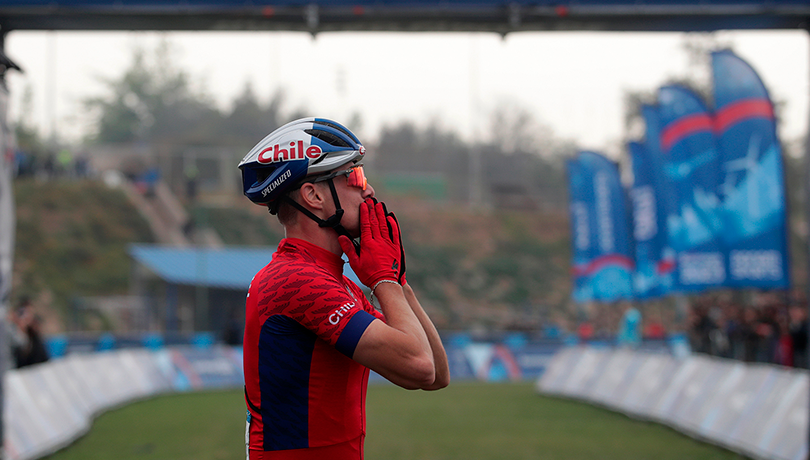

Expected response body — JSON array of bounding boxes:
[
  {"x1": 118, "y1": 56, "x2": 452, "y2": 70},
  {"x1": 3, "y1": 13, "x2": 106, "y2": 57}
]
[{"x1": 238, "y1": 117, "x2": 366, "y2": 244}]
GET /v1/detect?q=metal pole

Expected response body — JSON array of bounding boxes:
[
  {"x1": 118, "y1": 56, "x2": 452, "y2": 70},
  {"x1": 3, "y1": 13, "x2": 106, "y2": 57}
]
[
  {"x1": 468, "y1": 34, "x2": 483, "y2": 209},
  {"x1": 0, "y1": 29, "x2": 14, "y2": 460},
  {"x1": 796, "y1": 28, "x2": 810, "y2": 450}
]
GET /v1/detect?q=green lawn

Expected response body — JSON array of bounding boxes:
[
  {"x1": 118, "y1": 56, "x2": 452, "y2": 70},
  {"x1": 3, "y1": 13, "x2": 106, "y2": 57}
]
[{"x1": 44, "y1": 382, "x2": 748, "y2": 460}]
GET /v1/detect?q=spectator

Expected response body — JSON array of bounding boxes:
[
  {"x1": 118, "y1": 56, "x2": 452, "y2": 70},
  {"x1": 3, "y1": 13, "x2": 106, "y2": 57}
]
[
  {"x1": 688, "y1": 303, "x2": 714, "y2": 355},
  {"x1": 74, "y1": 151, "x2": 90, "y2": 178},
  {"x1": 13, "y1": 298, "x2": 50, "y2": 368},
  {"x1": 774, "y1": 313, "x2": 793, "y2": 367},
  {"x1": 57, "y1": 148, "x2": 73, "y2": 178},
  {"x1": 617, "y1": 303, "x2": 642, "y2": 348},
  {"x1": 739, "y1": 307, "x2": 760, "y2": 363},
  {"x1": 41, "y1": 153, "x2": 55, "y2": 181},
  {"x1": 643, "y1": 319, "x2": 666, "y2": 340},
  {"x1": 725, "y1": 302, "x2": 746, "y2": 360},
  {"x1": 7, "y1": 299, "x2": 29, "y2": 369},
  {"x1": 789, "y1": 304, "x2": 808, "y2": 368},
  {"x1": 755, "y1": 305, "x2": 777, "y2": 363},
  {"x1": 685, "y1": 292, "x2": 809, "y2": 368}
]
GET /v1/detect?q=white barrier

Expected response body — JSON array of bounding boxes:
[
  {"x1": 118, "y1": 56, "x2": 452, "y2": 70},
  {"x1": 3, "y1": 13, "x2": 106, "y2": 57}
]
[
  {"x1": 536, "y1": 346, "x2": 808, "y2": 460},
  {"x1": 4, "y1": 346, "x2": 237, "y2": 460}
]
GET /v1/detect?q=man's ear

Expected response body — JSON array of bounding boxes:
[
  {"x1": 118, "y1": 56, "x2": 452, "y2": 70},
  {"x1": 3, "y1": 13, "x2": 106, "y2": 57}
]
[{"x1": 298, "y1": 182, "x2": 325, "y2": 210}]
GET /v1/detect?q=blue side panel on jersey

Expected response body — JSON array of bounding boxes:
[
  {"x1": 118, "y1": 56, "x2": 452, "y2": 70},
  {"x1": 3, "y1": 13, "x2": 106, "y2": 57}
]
[
  {"x1": 334, "y1": 310, "x2": 376, "y2": 358},
  {"x1": 259, "y1": 315, "x2": 316, "y2": 451}
]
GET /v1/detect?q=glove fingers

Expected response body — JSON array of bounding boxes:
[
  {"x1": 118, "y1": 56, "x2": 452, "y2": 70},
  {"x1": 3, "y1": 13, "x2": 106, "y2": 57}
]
[
  {"x1": 387, "y1": 211, "x2": 406, "y2": 284},
  {"x1": 386, "y1": 214, "x2": 400, "y2": 249},
  {"x1": 373, "y1": 200, "x2": 389, "y2": 241},
  {"x1": 364, "y1": 198, "x2": 381, "y2": 240},
  {"x1": 360, "y1": 198, "x2": 373, "y2": 240},
  {"x1": 380, "y1": 201, "x2": 395, "y2": 241}
]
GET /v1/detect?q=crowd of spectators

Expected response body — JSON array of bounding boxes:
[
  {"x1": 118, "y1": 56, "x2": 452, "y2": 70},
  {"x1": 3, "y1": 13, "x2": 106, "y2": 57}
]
[
  {"x1": 13, "y1": 148, "x2": 91, "y2": 180},
  {"x1": 687, "y1": 291, "x2": 808, "y2": 368}
]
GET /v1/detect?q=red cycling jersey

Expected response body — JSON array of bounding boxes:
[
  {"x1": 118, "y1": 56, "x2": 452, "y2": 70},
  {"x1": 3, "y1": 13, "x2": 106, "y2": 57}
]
[{"x1": 243, "y1": 238, "x2": 384, "y2": 460}]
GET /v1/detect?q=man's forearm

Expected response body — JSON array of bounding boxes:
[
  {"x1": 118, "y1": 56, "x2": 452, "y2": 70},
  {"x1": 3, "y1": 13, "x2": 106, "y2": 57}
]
[
  {"x1": 374, "y1": 282, "x2": 433, "y2": 360},
  {"x1": 403, "y1": 283, "x2": 450, "y2": 390}
]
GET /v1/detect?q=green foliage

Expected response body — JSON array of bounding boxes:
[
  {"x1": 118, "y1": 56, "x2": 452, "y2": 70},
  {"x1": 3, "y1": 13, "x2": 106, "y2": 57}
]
[
  {"x1": 44, "y1": 384, "x2": 747, "y2": 460},
  {"x1": 389, "y1": 203, "x2": 572, "y2": 327},
  {"x1": 13, "y1": 180, "x2": 154, "y2": 310}
]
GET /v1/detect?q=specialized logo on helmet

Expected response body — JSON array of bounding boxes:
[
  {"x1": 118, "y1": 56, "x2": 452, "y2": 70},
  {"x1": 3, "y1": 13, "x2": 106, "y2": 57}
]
[
  {"x1": 261, "y1": 169, "x2": 292, "y2": 197},
  {"x1": 257, "y1": 141, "x2": 323, "y2": 164}
]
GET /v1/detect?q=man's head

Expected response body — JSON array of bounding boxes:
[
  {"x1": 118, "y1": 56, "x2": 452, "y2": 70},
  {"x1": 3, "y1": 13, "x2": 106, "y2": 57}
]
[{"x1": 238, "y1": 117, "x2": 370, "y2": 239}]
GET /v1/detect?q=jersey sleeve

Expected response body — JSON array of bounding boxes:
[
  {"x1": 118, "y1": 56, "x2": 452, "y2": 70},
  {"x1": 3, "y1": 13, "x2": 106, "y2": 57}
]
[{"x1": 275, "y1": 266, "x2": 378, "y2": 358}]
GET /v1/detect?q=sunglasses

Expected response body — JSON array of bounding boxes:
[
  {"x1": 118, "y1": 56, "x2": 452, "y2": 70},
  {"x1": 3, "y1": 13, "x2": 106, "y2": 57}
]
[{"x1": 311, "y1": 164, "x2": 367, "y2": 190}]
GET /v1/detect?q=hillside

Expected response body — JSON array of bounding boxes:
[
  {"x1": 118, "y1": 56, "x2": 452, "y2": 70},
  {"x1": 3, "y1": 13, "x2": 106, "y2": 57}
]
[
  {"x1": 12, "y1": 179, "x2": 574, "y2": 332},
  {"x1": 12, "y1": 179, "x2": 155, "y2": 331}
]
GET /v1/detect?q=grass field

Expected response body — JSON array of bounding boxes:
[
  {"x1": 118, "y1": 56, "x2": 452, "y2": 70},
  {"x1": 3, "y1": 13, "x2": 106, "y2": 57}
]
[{"x1": 43, "y1": 382, "x2": 748, "y2": 460}]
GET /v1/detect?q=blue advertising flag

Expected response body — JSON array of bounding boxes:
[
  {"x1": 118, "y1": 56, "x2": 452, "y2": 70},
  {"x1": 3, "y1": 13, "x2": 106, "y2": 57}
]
[
  {"x1": 711, "y1": 50, "x2": 790, "y2": 289},
  {"x1": 629, "y1": 141, "x2": 674, "y2": 298},
  {"x1": 657, "y1": 85, "x2": 726, "y2": 292},
  {"x1": 566, "y1": 151, "x2": 634, "y2": 302},
  {"x1": 640, "y1": 105, "x2": 679, "y2": 293}
]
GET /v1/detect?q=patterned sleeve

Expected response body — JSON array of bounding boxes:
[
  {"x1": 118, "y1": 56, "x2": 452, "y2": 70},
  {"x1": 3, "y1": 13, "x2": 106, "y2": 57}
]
[{"x1": 270, "y1": 265, "x2": 379, "y2": 358}]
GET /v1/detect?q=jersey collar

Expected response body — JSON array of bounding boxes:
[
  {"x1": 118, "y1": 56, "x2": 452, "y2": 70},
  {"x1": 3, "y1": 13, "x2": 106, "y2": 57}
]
[{"x1": 278, "y1": 238, "x2": 346, "y2": 281}]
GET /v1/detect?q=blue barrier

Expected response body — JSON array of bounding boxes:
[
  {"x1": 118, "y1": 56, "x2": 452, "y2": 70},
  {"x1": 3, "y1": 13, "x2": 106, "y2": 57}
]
[
  {"x1": 44, "y1": 335, "x2": 68, "y2": 359},
  {"x1": 96, "y1": 333, "x2": 116, "y2": 352}
]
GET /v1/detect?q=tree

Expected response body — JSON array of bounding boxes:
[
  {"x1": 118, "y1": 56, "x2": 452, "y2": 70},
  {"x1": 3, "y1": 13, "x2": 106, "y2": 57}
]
[
  {"x1": 487, "y1": 100, "x2": 558, "y2": 157},
  {"x1": 220, "y1": 83, "x2": 286, "y2": 145},
  {"x1": 84, "y1": 40, "x2": 220, "y2": 144},
  {"x1": 84, "y1": 41, "x2": 306, "y2": 149}
]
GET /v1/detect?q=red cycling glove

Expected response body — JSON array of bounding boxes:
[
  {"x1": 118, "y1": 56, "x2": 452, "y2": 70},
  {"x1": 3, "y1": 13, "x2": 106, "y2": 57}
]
[
  {"x1": 339, "y1": 198, "x2": 402, "y2": 288},
  {"x1": 384, "y1": 209, "x2": 407, "y2": 285}
]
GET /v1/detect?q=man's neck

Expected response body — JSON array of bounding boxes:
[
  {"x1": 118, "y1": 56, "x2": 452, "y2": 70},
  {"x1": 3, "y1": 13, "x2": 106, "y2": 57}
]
[{"x1": 285, "y1": 223, "x2": 344, "y2": 257}]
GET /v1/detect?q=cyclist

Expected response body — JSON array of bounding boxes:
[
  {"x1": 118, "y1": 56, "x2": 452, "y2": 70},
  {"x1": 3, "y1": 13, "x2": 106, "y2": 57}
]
[{"x1": 239, "y1": 117, "x2": 449, "y2": 460}]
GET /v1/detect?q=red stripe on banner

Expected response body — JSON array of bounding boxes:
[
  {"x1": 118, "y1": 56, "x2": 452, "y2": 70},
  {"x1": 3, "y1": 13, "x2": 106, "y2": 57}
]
[
  {"x1": 657, "y1": 258, "x2": 676, "y2": 275},
  {"x1": 171, "y1": 349, "x2": 203, "y2": 388},
  {"x1": 572, "y1": 254, "x2": 635, "y2": 277},
  {"x1": 714, "y1": 98, "x2": 774, "y2": 133},
  {"x1": 493, "y1": 345, "x2": 523, "y2": 381},
  {"x1": 660, "y1": 113, "x2": 713, "y2": 152}
]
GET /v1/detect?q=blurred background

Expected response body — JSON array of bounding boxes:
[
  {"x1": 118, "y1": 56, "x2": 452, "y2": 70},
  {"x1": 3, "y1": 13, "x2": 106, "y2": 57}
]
[
  {"x1": 6, "y1": 27, "x2": 809, "y2": 352},
  {"x1": 2, "y1": 2, "x2": 810, "y2": 460}
]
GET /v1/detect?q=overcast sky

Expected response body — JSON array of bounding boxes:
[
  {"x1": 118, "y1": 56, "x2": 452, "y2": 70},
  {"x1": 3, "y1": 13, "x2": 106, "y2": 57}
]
[{"x1": 4, "y1": 29, "x2": 808, "y2": 158}]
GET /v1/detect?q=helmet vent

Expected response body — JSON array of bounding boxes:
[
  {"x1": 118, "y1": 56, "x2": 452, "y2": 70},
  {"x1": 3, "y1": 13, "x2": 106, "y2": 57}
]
[
  {"x1": 316, "y1": 120, "x2": 356, "y2": 140},
  {"x1": 305, "y1": 128, "x2": 351, "y2": 148},
  {"x1": 255, "y1": 166, "x2": 276, "y2": 183}
]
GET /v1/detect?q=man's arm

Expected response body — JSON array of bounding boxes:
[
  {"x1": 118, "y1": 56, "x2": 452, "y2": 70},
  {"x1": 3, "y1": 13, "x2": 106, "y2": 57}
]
[
  {"x1": 402, "y1": 282, "x2": 450, "y2": 390},
  {"x1": 340, "y1": 198, "x2": 448, "y2": 390},
  {"x1": 352, "y1": 282, "x2": 437, "y2": 390}
]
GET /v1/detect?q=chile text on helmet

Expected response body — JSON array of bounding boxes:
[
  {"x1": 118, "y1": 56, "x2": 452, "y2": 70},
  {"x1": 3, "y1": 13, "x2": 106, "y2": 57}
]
[{"x1": 258, "y1": 141, "x2": 323, "y2": 164}]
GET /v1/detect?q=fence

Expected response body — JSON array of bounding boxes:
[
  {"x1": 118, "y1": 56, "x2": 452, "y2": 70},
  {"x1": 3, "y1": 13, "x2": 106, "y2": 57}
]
[
  {"x1": 537, "y1": 346, "x2": 808, "y2": 460},
  {"x1": 8, "y1": 335, "x2": 681, "y2": 460},
  {"x1": 5, "y1": 346, "x2": 243, "y2": 460}
]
